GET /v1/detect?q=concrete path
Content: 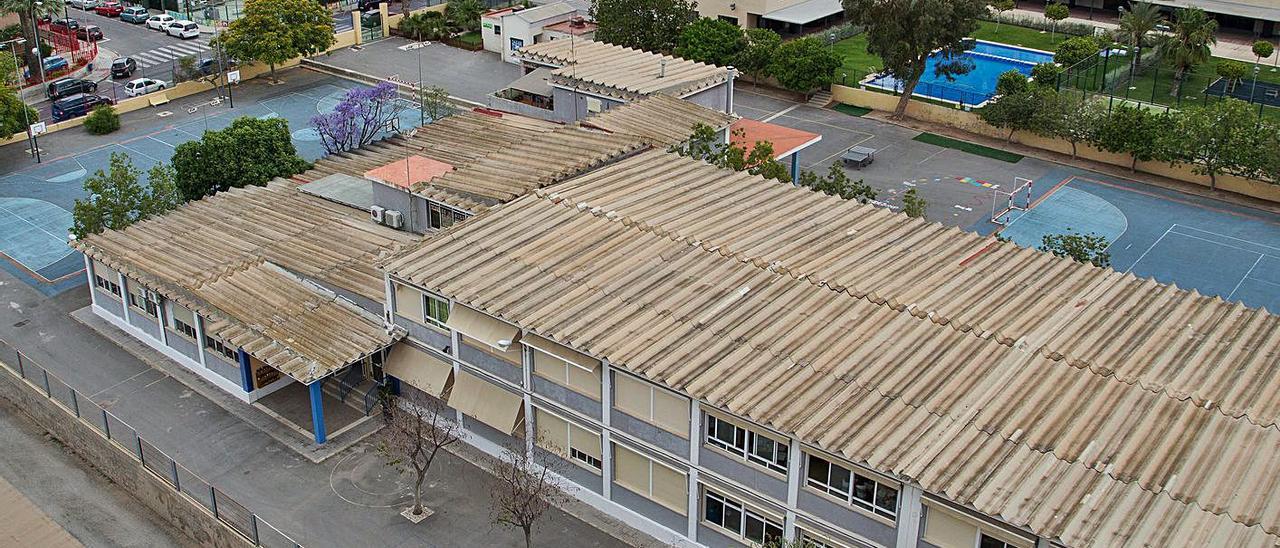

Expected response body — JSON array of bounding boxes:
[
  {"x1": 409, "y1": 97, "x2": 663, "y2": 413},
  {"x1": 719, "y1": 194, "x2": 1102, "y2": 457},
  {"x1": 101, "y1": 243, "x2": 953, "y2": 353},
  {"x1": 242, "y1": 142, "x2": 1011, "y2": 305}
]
[{"x1": 0, "y1": 396, "x2": 186, "y2": 547}]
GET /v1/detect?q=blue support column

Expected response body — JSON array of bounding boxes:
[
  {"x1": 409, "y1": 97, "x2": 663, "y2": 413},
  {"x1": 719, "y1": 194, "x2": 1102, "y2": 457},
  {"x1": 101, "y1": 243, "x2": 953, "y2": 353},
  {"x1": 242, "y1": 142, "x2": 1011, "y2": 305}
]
[
  {"x1": 309, "y1": 381, "x2": 327, "y2": 444},
  {"x1": 790, "y1": 151, "x2": 800, "y2": 183},
  {"x1": 236, "y1": 349, "x2": 253, "y2": 393}
]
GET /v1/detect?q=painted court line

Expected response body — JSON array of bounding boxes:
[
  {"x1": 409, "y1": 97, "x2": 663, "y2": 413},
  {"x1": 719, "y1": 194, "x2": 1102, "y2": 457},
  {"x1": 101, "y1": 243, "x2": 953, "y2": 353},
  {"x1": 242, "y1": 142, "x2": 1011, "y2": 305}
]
[
  {"x1": 1228, "y1": 255, "x2": 1265, "y2": 300},
  {"x1": 0, "y1": 201, "x2": 69, "y2": 247},
  {"x1": 761, "y1": 104, "x2": 800, "y2": 122},
  {"x1": 1172, "y1": 223, "x2": 1280, "y2": 254},
  {"x1": 1124, "y1": 225, "x2": 1172, "y2": 274}
]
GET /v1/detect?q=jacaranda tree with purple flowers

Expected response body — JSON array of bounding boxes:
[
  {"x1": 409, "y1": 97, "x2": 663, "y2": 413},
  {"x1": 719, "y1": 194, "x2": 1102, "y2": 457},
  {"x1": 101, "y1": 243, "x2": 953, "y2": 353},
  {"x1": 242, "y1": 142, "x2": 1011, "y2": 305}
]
[{"x1": 312, "y1": 82, "x2": 409, "y2": 155}]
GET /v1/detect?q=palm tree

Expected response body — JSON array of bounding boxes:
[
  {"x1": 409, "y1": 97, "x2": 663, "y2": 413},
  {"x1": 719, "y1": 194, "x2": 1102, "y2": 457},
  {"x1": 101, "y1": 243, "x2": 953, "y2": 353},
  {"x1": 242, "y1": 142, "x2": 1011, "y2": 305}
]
[
  {"x1": 1159, "y1": 7, "x2": 1217, "y2": 98},
  {"x1": 0, "y1": 0, "x2": 61, "y2": 77},
  {"x1": 1115, "y1": 1, "x2": 1161, "y2": 75}
]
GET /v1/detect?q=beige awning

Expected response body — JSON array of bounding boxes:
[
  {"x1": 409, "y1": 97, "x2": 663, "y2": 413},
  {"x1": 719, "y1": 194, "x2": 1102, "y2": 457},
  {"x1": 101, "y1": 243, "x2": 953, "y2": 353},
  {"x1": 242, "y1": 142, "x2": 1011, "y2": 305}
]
[
  {"x1": 523, "y1": 333, "x2": 598, "y2": 372},
  {"x1": 449, "y1": 371, "x2": 524, "y2": 434},
  {"x1": 385, "y1": 343, "x2": 454, "y2": 397},
  {"x1": 446, "y1": 304, "x2": 521, "y2": 351}
]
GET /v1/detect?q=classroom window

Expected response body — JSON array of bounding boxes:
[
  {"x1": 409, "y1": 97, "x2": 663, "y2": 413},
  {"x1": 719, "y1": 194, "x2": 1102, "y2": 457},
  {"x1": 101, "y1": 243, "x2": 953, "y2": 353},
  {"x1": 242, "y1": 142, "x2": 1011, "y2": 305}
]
[
  {"x1": 127, "y1": 283, "x2": 160, "y2": 317},
  {"x1": 532, "y1": 347, "x2": 601, "y2": 399},
  {"x1": 980, "y1": 534, "x2": 1015, "y2": 548},
  {"x1": 534, "y1": 408, "x2": 602, "y2": 471},
  {"x1": 797, "y1": 529, "x2": 848, "y2": 548},
  {"x1": 169, "y1": 303, "x2": 198, "y2": 340},
  {"x1": 705, "y1": 413, "x2": 788, "y2": 474},
  {"x1": 613, "y1": 372, "x2": 689, "y2": 436},
  {"x1": 424, "y1": 293, "x2": 449, "y2": 328},
  {"x1": 806, "y1": 453, "x2": 898, "y2": 519},
  {"x1": 427, "y1": 202, "x2": 467, "y2": 230},
  {"x1": 612, "y1": 443, "x2": 688, "y2": 514},
  {"x1": 702, "y1": 489, "x2": 782, "y2": 545},
  {"x1": 91, "y1": 260, "x2": 122, "y2": 297},
  {"x1": 204, "y1": 333, "x2": 237, "y2": 362}
]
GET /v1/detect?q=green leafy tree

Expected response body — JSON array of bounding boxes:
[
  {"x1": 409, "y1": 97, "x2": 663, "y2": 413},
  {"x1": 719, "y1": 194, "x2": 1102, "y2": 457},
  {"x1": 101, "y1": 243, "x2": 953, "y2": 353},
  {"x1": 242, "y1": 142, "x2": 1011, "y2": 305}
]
[
  {"x1": 671, "y1": 123, "x2": 792, "y2": 183},
  {"x1": 418, "y1": 85, "x2": 454, "y2": 122},
  {"x1": 1040, "y1": 229, "x2": 1111, "y2": 267},
  {"x1": 0, "y1": 0, "x2": 59, "y2": 72},
  {"x1": 1093, "y1": 104, "x2": 1169, "y2": 171},
  {"x1": 1115, "y1": 1, "x2": 1162, "y2": 75},
  {"x1": 978, "y1": 86, "x2": 1047, "y2": 141},
  {"x1": 400, "y1": 11, "x2": 449, "y2": 41},
  {"x1": 769, "y1": 37, "x2": 842, "y2": 96},
  {"x1": 798, "y1": 163, "x2": 877, "y2": 203},
  {"x1": 0, "y1": 86, "x2": 36, "y2": 140},
  {"x1": 842, "y1": 0, "x2": 987, "y2": 118},
  {"x1": 591, "y1": 0, "x2": 698, "y2": 53},
  {"x1": 902, "y1": 188, "x2": 927, "y2": 219},
  {"x1": 0, "y1": 50, "x2": 17, "y2": 87},
  {"x1": 71, "y1": 154, "x2": 182, "y2": 238},
  {"x1": 1159, "y1": 7, "x2": 1216, "y2": 97},
  {"x1": 737, "y1": 28, "x2": 782, "y2": 86},
  {"x1": 989, "y1": 0, "x2": 1015, "y2": 33},
  {"x1": 84, "y1": 104, "x2": 121, "y2": 135},
  {"x1": 1171, "y1": 99, "x2": 1265, "y2": 190},
  {"x1": 1044, "y1": 2, "x2": 1069, "y2": 40},
  {"x1": 675, "y1": 18, "x2": 744, "y2": 67},
  {"x1": 171, "y1": 117, "x2": 310, "y2": 201},
  {"x1": 1030, "y1": 62, "x2": 1062, "y2": 87},
  {"x1": 1216, "y1": 60, "x2": 1248, "y2": 92},
  {"x1": 1044, "y1": 95, "x2": 1105, "y2": 159},
  {"x1": 444, "y1": 0, "x2": 482, "y2": 33},
  {"x1": 995, "y1": 69, "x2": 1028, "y2": 96},
  {"x1": 1054, "y1": 35, "x2": 1102, "y2": 68},
  {"x1": 217, "y1": 0, "x2": 335, "y2": 81},
  {"x1": 1253, "y1": 40, "x2": 1275, "y2": 66}
]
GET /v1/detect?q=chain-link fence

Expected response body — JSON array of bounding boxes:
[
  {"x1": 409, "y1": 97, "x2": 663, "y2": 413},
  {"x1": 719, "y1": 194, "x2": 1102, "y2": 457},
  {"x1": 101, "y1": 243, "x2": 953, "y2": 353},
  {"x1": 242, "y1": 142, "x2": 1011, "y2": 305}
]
[
  {"x1": 1054, "y1": 45, "x2": 1280, "y2": 120},
  {"x1": 0, "y1": 340, "x2": 302, "y2": 548}
]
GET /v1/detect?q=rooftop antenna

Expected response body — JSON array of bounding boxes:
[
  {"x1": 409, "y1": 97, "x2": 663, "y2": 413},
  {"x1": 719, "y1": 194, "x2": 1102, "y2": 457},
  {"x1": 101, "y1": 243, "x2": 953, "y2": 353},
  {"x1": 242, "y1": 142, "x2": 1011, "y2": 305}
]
[{"x1": 571, "y1": 31, "x2": 580, "y2": 122}]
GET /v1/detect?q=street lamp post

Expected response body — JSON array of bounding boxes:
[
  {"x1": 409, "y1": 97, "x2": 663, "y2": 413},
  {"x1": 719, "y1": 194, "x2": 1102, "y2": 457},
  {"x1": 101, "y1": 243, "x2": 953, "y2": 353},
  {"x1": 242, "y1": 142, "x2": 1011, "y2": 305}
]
[
  {"x1": 30, "y1": 0, "x2": 46, "y2": 84},
  {"x1": 3, "y1": 38, "x2": 39, "y2": 163}
]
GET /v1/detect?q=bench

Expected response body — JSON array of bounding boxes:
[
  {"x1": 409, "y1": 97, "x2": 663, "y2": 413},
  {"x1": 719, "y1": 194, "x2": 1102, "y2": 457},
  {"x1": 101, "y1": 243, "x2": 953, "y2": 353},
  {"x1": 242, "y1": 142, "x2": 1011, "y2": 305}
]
[{"x1": 148, "y1": 92, "x2": 170, "y2": 107}]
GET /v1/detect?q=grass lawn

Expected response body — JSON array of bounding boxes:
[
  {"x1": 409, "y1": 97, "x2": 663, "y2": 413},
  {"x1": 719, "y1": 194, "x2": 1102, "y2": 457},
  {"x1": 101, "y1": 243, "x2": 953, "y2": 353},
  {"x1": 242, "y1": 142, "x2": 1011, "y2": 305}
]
[
  {"x1": 969, "y1": 20, "x2": 1070, "y2": 52},
  {"x1": 913, "y1": 132, "x2": 1025, "y2": 163},
  {"x1": 834, "y1": 104, "x2": 871, "y2": 117},
  {"x1": 456, "y1": 30, "x2": 482, "y2": 46}
]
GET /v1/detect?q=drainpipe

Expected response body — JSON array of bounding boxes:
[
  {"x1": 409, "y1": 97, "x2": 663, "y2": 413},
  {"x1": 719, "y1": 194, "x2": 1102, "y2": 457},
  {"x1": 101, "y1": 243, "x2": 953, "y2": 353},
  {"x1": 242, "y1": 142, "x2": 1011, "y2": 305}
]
[{"x1": 725, "y1": 65, "x2": 737, "y2": 114}]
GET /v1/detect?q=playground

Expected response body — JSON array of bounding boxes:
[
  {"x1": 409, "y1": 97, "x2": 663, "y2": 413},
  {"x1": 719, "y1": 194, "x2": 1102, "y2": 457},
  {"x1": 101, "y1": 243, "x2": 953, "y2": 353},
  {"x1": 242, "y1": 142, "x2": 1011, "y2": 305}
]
[
  {"x1": 988, "y1": 167, "x2": 1280, "y2": 312},
  {"x1": 0, "y1": 73, "x2": 421, "y2": 294}
]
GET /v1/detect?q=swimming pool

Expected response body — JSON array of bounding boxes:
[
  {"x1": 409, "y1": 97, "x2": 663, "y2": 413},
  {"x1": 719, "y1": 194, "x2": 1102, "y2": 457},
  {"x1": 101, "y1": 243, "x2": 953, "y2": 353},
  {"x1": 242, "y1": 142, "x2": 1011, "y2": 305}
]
[{"x1": 863, "y1": 41, "x2": 1055, "y2": 106}]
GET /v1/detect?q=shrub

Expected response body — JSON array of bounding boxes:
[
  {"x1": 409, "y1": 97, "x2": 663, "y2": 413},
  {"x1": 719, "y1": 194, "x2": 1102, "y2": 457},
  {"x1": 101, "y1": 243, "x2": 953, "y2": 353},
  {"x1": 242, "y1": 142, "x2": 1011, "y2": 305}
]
[
  {"x1": 1030, "y1": 62, "x2": 1062, "y2": 86},
  {"x1": 995, "y1": 69, "x2": 1029, "y2": 96},
  {"x1": 399, "y1": 11, "x2": 448, "y2": 41},
  {"x1": 978, "y1": 12, "x2": 1095, "y2": 37},
  {"x1": 1055, "y1": 35, "x2": 1103, "y2": 68},
  {"x1": 84, "y1": 104, "x2": 120, "y2": 135}
]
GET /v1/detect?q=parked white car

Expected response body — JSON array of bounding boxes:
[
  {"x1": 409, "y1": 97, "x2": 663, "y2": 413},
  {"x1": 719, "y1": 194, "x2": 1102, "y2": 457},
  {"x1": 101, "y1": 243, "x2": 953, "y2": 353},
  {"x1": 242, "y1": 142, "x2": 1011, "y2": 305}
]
[
  {"x1": 166, "y1": 20, "x2": 199, "y2": 39},
  {"x1": 68, "y1": 0, "x2": 99, "y2": 9},
  {"x1": 145, "y1": 14, "x2": 175, "y2": 30},
  {"x1": 124, "y1": 78, "x2": 165, "y2": 97}
]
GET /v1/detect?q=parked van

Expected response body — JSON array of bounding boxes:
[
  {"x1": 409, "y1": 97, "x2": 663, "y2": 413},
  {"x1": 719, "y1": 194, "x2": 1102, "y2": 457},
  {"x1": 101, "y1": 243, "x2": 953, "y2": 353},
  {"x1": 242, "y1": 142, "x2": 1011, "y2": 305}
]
[{"x1": 51, "y1": 93, "x2": 112, "y2": 122}]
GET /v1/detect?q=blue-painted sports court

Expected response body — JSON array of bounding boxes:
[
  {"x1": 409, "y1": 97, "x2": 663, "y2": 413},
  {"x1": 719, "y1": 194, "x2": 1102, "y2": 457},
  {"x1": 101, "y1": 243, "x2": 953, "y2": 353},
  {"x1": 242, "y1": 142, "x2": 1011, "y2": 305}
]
[
  {"x1": 985, "y1": 167, "x2": 1280, "y2": 312},
  {"x1": 0, "y1": 81, "x2": 421, "y2": 295}
]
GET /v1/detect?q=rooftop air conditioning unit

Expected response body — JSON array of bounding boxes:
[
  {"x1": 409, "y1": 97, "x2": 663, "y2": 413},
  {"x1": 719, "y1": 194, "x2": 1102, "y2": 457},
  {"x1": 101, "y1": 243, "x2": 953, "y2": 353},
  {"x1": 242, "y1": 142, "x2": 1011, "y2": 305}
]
[
  {"x1": 370, "y1": 205, "x2": 386, "y2": 224},
  {"x1": 384, "y1": 210, "x2": 404, "y2": 229},
  {"x1": 569, "y1": 16, "x2": 586, "y2": 28}
]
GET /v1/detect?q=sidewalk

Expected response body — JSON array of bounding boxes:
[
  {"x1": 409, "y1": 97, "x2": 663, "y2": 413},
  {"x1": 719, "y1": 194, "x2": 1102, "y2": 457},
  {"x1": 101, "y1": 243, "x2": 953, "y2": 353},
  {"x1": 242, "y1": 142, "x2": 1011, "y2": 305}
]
[
  {"x1": 1006, "y1": 7, "x2": 1278, "y2": 64},
  {"x1": 0, "y1": 278, "x2": 638, "y2": 548}
]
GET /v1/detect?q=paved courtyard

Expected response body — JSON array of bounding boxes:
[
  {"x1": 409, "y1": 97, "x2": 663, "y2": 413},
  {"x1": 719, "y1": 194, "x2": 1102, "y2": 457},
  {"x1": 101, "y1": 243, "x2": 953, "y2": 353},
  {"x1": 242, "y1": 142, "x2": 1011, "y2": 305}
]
[{"x1": 313, "y1": 37, "x2": 524, "y2": 104}]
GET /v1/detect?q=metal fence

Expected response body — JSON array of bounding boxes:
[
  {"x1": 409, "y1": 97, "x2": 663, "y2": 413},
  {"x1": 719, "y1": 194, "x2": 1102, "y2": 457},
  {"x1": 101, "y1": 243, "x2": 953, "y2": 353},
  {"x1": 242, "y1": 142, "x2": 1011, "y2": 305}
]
[{"x1": 0, "y1": 341, "x2": 303, "y2": 548}]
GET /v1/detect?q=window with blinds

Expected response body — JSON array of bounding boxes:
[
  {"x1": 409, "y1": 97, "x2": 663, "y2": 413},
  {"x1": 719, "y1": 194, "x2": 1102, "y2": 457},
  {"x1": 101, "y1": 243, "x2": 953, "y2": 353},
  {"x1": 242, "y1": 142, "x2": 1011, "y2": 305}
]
[
  {"x1": 613, "y1": 372, "x2": 689, "y2": 436},
  {"x1": 169, "y1": 302, "x2": 198, "y2": 340},
  {"x1": 91, "y1": 260, "x2": 121, "y2": 297},
  {"x1": 612, "y1": 443, "x2": 687, "y2": 514},
  {"x1": 532, "y1": 347, "x2": 601, "y2": 399},
  {"x1": 394, "y1": 283, "x2": 424, "y2": 322},
  {"x1": 534, "y1": 408, "x2": 602, "y2": 471}
]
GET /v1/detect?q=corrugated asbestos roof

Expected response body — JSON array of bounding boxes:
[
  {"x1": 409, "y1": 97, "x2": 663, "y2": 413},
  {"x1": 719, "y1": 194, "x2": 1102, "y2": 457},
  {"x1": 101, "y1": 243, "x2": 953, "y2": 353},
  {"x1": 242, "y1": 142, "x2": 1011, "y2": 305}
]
[
  {"x1": 581, "y1": 93, "x2": 738, "y2": 146},
  {"x1": 384, "y1": 150, "x2": 1280, "y2": 548},
  {"x1": 517, "y1": 39, "x2": 731, "y2": 100},
  {"x1": 74, "y1": 180, "x2": 415, "y2": 382}
]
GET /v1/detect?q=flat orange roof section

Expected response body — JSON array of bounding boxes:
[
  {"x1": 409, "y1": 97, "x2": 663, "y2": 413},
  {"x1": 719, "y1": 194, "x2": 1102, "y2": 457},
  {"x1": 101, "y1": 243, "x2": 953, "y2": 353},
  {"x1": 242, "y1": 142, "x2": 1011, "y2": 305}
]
[
  {"x1": 730, "y1": 118, "x2": 822, "y2": 159},
  {"x1": 364, "y1": 155, "x2": 455, "y2": 189}
]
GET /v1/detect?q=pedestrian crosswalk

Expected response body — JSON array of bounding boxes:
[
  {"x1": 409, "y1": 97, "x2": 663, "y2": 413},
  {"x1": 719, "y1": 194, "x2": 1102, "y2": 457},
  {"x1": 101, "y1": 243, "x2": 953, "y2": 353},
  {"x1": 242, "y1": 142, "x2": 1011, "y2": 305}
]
[{"x1": 131, "y1": 39, "x2": 213, "y2": 69}]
